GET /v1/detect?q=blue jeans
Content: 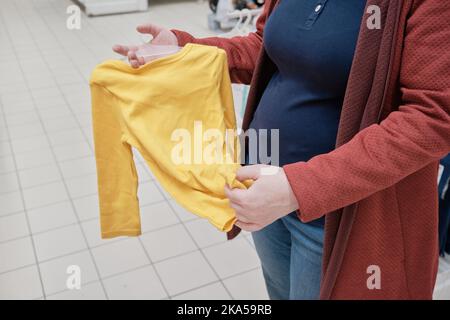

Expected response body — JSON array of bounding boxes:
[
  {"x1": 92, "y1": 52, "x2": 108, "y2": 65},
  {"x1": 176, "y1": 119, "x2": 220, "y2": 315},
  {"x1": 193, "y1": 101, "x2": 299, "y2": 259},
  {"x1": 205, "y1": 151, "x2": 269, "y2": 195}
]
[{"x1": 252, "y1": 212, "x2": 325, "y2": 300}]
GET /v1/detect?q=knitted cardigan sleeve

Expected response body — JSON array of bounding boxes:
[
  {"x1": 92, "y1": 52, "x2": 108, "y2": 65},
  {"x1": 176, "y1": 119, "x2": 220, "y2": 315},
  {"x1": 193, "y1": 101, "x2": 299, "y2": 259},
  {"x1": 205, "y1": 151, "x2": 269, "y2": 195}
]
[
  {"x1": 283, "y1": 0, "x2": 450, "y2": 222},
  {"x1": 171, "y1": 0, "x2": 274, "y2": 84}
]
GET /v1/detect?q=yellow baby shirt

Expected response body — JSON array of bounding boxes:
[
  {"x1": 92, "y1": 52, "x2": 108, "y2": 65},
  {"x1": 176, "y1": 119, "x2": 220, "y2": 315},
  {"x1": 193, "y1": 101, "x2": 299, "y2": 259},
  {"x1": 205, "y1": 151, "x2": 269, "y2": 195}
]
[{"x1": 90, "y1": 43, "x2": 247, "y2": 238}]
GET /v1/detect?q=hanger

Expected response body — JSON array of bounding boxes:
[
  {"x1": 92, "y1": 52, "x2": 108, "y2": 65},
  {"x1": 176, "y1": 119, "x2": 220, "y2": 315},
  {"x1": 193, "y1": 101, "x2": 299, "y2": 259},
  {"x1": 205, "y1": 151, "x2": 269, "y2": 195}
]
[
  {"x1": 240, "y1": 9, "x2": 254, "y2": 34},
  {"x1": 221, "y1": 8, "x2": 253, "y2": 38}
]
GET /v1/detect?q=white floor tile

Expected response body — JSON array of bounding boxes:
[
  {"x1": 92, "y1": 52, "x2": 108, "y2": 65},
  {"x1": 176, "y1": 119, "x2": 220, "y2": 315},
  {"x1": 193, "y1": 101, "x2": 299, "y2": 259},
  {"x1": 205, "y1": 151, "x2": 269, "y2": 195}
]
[
  {"x1": 31, "y1": 87, "x2": 61, "y2": 100},
  {"x1": 42, "y1": 115, "x2": 79, "y2": 133},
  {"x1": 136, "y1": 162, "x2": 152, "y2": 183},
  {"x1": 73, "y1": 194, "x2": 99, "y2": 221},
  {"x1": 55, "y1": 73, "x2": 85, "y2": 86},
  {"x1": 154, "y1": 251, "x2": 218, "y2": 296},
  {"x1": 8, "y1": 122, "x2": 45, "y2": 140},
  {"x1": 434, "y1": 284, "x2": 450, "y2": 300},
  {"x1": 0, "y1": 126, "x2": 7, "y2": 141},
  {"x1": 169, "y1": 199, "x2": 198, "y2": 223},
  {"x1": 53, "y1": 141, "x2": 92, "y2": 162},
  {"x1": 140, "y1": 201, "x2": 179, "y2": 232},
  {"x1": 0, "y1": 155, "x2": 15, "y2": 174},
  {"x1": 14, "y1": 147, "x2": 55, "y2": 170},
  {"x1": 2, "y1": 102, "x2": 35, "y2": 115},
  {"x1": 91, "y1": 238, "x2": 149, "y2": 278},
  {"x1": 65, "y1": 173, "x2": 97, "y2": 198},
  {"x1": 202, "y1": 238, "x2": 261, "y2": 278},
  {"x1": 11, "y1": 135, "x2": 50, "y2": 154},
  {"x1": 81, "y1": 132, "x2": 93, "y2": 147},
  {"x1": 68, "y1": 100, "x2": 91, "y2": 114},
  {"x1": 0, "y1": 212, "x2": 29, "y2": 242},
  {"x1": 0, "y1": 237, "x2": 35, "y2": 273},
  {"x1": 1, "y1": 93, "x2": 33, "y2": 108},
  {"x1": 0, "y1": 191, "x2": 24, "y2": 216},
  {"x1": 0, "y1": 171, "x2": 19, "y2": 193},
  {"x1": 172, "y1": 282, "x2": 231, "y2": 300},
  {"x1": 137, "y1": 181, "x2": 165, "y2": 206},
  {"x1": 140, "y1": 224, "x2": 197, "y2": 262},
  {"x1": 34, "y1": 96, "x2": 67, "y2": 111},
  {"x1": 27, "y1": 78, "x2": 57, "y2": 90},
  {"x1": 59, "y1": 156, "x2": 96, "y2": 179},
  {"x1": 132, "y1": 149, "x2": 146, "y2": 164},
  {"x1": 185, "y1": 219, "x2": 227, "y2": 248},
  {"x1": 60, "y1": 83, "x2": 90, "y2": 100},
  {"x1": 0, "y1": 83, "x2": 28, "y2": 95},
  {"x1": 28, "y1": 201, "x2": 77, "y2": 234},
  {"x1": 5, "y1": 111, "x2": 40, "y2": 127},
  {"x1": 18, "y1": 164, "x2": 61, "y2": 188},
  {"x1": 38, "y1": 105, "x2": 72, "y2": 120},
  {"x1": 103, "y1": 266, "x2": 167, "y2": 300},
  {"x1": 0, "y1": 265, "x2": 43, "y2": 300},
  {"x1": 155, "y1": 183, "x2": 171, "y2": 199},
  {"x1": 47, "y1": 281, "x2": 106, "y2": 300},
  {"x1": 245, "y1": 234, "x2": 255, "y2": 248},
  {"x1": 0, "y1": 141, "x2": 11, "y2": 157},
  {"x1": 223, "y1": 269, "x2": 269, "y2": 300},
  {"x1": 48, "y1": 128, "x2": 86, "y2": 147},
  {"x1": 39, "y1": 250, "x2": 99, "y2": 295},
  {"x1": 22, "y1": 181, "x2": 69, "y2": 209},
  {"x1": 140, "y1": 163, "x2": 156, "y2": 179},
  {"x1": 81, "y1": 218, "x2": 123, "y2": 248},
  {"x1": 33, "y1": 224, "x2": 87, "y2": 262}
]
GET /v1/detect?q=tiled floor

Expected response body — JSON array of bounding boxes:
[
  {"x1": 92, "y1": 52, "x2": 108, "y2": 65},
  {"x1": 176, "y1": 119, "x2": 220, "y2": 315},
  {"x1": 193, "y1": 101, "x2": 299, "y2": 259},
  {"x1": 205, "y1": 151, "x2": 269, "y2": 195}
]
[{"x1": 0, "y1": 0, "x2": 268, "y2": 300}]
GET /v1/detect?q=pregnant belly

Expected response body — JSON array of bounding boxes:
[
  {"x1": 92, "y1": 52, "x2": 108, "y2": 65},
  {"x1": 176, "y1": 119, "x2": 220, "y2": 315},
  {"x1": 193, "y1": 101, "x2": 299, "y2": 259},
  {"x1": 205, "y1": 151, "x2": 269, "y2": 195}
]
[{"x1": 249, "y1": 100, "x2": 341, "y2": 166}]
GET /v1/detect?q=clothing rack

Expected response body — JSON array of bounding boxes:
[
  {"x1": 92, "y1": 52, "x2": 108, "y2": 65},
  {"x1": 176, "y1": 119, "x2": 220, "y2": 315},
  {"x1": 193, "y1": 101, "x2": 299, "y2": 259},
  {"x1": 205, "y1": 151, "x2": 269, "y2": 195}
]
[
  {"x1": 226, "y1": 8, "x2": 263, "y2": 19},
  {"x1": 208, "y1": 7, "x2": 263, "y2": 31}
]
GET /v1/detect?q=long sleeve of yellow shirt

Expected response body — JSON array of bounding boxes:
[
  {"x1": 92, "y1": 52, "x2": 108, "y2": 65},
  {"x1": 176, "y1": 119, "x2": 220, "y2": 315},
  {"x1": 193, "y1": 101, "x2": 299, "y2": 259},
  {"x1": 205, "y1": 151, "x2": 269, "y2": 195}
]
[{"x1": 90, "y1": 44, "x2": 248, "y2": 239}]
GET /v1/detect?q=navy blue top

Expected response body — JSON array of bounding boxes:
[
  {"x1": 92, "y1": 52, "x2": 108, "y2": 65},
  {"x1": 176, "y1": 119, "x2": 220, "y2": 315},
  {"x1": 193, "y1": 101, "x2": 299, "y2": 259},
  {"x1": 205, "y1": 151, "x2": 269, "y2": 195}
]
[{"x1": 248, "y1": 0, "x2": 365, "y2": 227}]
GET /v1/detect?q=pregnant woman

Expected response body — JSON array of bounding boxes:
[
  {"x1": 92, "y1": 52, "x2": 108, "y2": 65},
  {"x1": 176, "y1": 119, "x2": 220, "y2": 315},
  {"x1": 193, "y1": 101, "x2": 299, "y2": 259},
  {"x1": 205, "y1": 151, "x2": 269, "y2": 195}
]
[{"x1": 113, "y1": 0, "x2": 450, "y2": 299}]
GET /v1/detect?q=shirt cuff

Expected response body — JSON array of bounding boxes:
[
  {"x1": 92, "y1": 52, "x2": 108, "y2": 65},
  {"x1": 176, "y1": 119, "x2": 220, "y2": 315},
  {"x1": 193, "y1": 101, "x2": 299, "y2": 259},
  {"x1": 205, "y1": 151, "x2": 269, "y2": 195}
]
[
  {"x1": 283, "y1": 162, "x2": 323, "y2": 223},
  {"x1": 171, "y1": 29, "x2": 195, "y2": 47}
]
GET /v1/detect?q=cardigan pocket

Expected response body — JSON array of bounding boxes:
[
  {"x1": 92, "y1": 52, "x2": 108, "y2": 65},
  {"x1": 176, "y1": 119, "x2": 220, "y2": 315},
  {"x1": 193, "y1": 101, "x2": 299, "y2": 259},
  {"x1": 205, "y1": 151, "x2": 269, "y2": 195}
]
[{"x1": 300, "y1": 0, "x2": 328, "y2": 30}]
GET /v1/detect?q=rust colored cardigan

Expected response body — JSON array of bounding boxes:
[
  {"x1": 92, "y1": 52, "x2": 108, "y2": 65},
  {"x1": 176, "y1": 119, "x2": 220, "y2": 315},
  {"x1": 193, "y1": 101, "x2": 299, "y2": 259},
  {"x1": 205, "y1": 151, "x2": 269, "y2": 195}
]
[{"x1": 173, "y1": 0, "x2": 450, "y2": 299}]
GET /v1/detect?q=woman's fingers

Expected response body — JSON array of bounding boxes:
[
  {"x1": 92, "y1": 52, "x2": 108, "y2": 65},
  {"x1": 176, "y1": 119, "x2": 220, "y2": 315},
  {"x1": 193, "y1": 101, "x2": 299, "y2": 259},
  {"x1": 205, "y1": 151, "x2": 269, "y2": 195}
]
[
  {"x1": 129, "y1": 59, "x2": 139, "y2": 68},
  {"x1": 236, "y1": 165, "x2": 263, "y2": 182},
  {"x1": 137, "y1": 56, "x2": 145, "y2": 66},
  {"x1": 128, "y1": 50, "x2": 144, "y2": 68},
  {"x1": 128, "y1": 52, "x2": 139, "y2": 68},
  {"x1": 112, "y1": 45, "x2": 128, "y2": 56},
  {"x1": 235, "y1": 220, "x2": 261, "y2": 232},
  {"x1": 229, "y1": 203, "x2": 253, "y2": 222},
  {"x1": 137, "y1": 24, "x2": 163, "y2": 37},
  {"x1": 224, "y1": 184, "x2": 248, "y2": 206},
  {"x1": 128, "y1": 50, "x2": 138, "y2": 61},
  {"x1": 137, "y1": 24, "x2": 178, "y2": 46},
  {"x1": 113, "y1": 44, "x2": 138, "y2": 57}
]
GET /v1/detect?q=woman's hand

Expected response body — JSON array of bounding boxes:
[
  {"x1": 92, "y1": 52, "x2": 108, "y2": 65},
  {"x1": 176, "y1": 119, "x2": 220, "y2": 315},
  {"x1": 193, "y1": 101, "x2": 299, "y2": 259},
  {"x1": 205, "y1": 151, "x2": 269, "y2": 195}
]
[
  {"x1": 112, "y1": 24, "x2": 179, "y2": 68},
  {"x1": 225, "y1": 165, "x2": 299, "y2": 232}
]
